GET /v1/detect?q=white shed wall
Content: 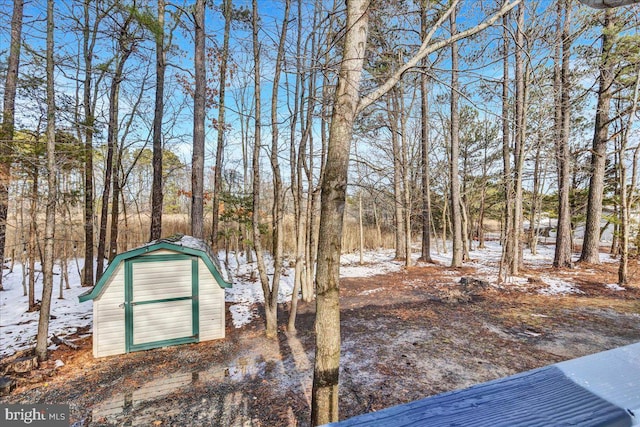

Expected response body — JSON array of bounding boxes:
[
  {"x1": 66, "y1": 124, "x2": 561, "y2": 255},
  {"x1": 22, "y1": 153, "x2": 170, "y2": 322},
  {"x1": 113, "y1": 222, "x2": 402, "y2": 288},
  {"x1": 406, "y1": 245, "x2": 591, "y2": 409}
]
[
  {"x1": 198, "y1": 259, "x2": 225, "y2": 341},
  {"x1": 93, "y1": 263, "x2": 126, "y2": 358}
]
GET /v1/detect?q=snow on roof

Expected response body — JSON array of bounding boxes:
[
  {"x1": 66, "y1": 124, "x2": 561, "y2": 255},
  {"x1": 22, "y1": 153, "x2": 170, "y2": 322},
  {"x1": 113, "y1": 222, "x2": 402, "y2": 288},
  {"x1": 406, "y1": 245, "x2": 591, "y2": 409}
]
[{"x1": 152, "y1": 234, "x2": 230, "y2": 283}]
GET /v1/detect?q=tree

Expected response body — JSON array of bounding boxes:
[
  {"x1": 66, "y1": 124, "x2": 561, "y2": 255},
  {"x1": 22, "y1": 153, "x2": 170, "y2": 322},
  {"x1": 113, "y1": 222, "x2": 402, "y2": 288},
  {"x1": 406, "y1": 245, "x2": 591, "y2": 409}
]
[
  {"x1": 150, "y1": 0, "x2": 166, "y2": 241},
  {"x1": 419, "y1": 0, "x2": 433, "y2": 263},
  {"x1": 96, "y1": 10, "x2": 137, "y2": 280},
  {"x1": 35, "y1": 0, "x2": 56, "y2": 362},
  {"x1": 311, "y1": 1, "x2": 521, "y2": 423},
  {"x1": 580, "y1": 10, "x2": 617, "y2": 264},
  {"x1": 0, "y1": 0, "x2": 24, "y2": 291},
  {"x1": 553, "y1": 0, "x2": 573, "y2": 268},
  {"x1": 449, "y1": 4, "x2": 463, "y2": 268},
  {"x1": 79, "y1": 0, "x2": 111, "y2": 288},
  {"x1": 211, "y1": 0, "x2": 233, "y2": 249},
  {"x1": 499, "y1": 12, "x2": 514, "y2": 283},
  {"x1": 311, "y1": 2, "x2": 370, "y2": 422},
  {"x1": 510, "y1": 1, "x2": 526, "y2": 275},
  {"x1": 192, "y1": 0, "x2": 206, "y2": 239}
]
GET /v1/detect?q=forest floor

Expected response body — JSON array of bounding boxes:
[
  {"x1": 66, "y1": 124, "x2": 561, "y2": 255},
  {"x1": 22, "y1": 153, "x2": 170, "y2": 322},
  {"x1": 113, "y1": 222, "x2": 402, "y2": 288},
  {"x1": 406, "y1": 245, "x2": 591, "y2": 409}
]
[{"x1": 2, "y1": 244, "x2": 640, "y2": 426}]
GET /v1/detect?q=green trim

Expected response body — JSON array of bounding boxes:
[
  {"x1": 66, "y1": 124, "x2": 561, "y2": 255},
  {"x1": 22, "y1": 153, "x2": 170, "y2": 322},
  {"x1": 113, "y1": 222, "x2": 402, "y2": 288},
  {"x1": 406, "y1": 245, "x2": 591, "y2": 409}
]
[
  {"x1": 79, "y1": 240, "x2": 231, "y2": 303},
  {"x1": 129, "y1": 336, "x2": 197, "y2": 352},
  {"x1": 132, "y1": 296, "x2": 192, "y2": 306},
  {"x1": 124, "y1": 254, "x2": 201, "y2": 354},
  {"x1": 192, "y1": 257, "x2": 199, "y2": 341},
  {"x1": 125, "y1": 260, "x2": 133, "y2": 353}
]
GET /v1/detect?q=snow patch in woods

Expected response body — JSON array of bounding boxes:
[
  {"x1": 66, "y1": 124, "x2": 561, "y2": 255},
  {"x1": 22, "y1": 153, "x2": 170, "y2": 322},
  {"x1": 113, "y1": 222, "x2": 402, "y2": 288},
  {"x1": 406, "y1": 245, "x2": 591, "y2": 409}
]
[
  {"x1": 605, "y1": 283, "x2": 625, "y2": 291},
  {"x1": 340, "y1": 249, "x2": 404, "y2": 277},
  {"x1": 0, "y1": 241, "x2": 624, "y2": 358},
  {"x1": 537, "y1": 276, "x2": 584, "y2": 295},
  {"x1": 360, "y1": 287, "x2": 384, "y2": 296},
  {"x1": 0, "y1": 262, "x2": 92, "y2": 358},
  {"x1": 228, "y1": 305, "x2": 257, "y2": 329}
]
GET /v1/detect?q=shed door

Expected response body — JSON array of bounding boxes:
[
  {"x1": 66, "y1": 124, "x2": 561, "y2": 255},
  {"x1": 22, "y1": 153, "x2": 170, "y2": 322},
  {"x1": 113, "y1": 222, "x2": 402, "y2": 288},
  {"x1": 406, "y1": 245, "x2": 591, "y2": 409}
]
[{"x1": 124, "y1": 254, "x2": 199, "y2": 353}]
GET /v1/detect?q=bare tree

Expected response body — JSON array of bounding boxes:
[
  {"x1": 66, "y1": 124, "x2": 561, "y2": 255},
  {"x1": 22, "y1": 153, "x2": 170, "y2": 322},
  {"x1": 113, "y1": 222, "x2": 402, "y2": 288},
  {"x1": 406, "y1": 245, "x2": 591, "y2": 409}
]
[
  {"x1": 0, "y1": 0, "x2": 24, "y2": 291},
  {"x1": 617, "y1": 67, "x2": 640, "y2": 285},
  {"x1": 311, "y1": 1, "x2": 520, "y2": 422},
  {"x1": 449, "y1": 5, "x2": 463, "y2": 268},
  {"x1": 211, "y1": 0, "x2": 233, "y2": 249},
  {"x1": 499, "y1": 12, "x2": 514, "y2": 283},
  {"x1": 35, "y1": 0, "x2": 56, "y2": 362},
  {"x1": 150, "y1": 0, "x2": 166, "y2": 241},
  {"x1": 510, "y1": 1, "x2": 526, "y2": 275},
  {"x1": 418, "y1": 0, "x2": 433, "y2": 263},
  {"x1": 96, "y1": 12, "x2": 136, "y2": 279},
  {"x1": 191, "y1": 0, "x2": 205, "y2": 239}
]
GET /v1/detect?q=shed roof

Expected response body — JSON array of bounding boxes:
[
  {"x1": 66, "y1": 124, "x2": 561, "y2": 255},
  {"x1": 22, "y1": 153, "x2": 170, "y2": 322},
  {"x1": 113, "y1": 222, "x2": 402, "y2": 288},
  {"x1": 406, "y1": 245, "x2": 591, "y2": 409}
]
[{"x1": 79, "y1": 234, "x2": 231, "y2": 303}]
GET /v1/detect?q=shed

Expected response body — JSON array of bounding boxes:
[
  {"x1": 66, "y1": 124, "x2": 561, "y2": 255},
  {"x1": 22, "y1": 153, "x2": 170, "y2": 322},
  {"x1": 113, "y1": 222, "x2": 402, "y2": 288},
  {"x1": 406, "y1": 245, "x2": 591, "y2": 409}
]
[{"x1": 79, "y1": 235, "x2": 231, "y2": 358}]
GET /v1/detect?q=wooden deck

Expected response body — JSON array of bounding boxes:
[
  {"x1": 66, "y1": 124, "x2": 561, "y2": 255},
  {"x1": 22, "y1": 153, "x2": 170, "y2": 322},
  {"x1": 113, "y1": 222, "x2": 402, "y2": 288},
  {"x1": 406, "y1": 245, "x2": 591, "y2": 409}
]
[{"x1": 329, "y1": 342, "x2": 640, "y2": 427}]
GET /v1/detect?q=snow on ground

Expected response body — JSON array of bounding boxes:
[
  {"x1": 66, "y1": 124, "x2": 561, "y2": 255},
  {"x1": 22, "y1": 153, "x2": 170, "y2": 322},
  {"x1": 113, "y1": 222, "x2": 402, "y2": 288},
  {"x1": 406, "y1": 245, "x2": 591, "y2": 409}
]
[
  {"x1": 537, "y1": 276, "x2": 584, "y2": 295},
  {"x1": 340, "y1": 249, "x2": 404, "y2": 277},
  {"x1": 606, "y1": 283, "x2": 626, "y2": 291},
  {"x1": 0, "y1": 240, "x2": 624, "y2": 358},
  {"x1": 0, "y1": 263, "x2": 92, "y2": 358}
]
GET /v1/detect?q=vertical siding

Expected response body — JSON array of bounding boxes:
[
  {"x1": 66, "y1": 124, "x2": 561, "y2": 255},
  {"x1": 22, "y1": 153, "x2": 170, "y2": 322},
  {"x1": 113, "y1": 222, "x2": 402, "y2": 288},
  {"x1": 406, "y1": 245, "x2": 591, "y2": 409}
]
[
  {"x1": 132, "y1": 299, "x2": 193, "y2": 345},
  {"x1": 131, "y1": 260, "x2": 192, "y2": 301},
  {"x1": 198, "y1": 259, "x2": 225, "y2": 341},
  {"x1": 93, "y1": 263, "x2": 126, "y2": 357}
]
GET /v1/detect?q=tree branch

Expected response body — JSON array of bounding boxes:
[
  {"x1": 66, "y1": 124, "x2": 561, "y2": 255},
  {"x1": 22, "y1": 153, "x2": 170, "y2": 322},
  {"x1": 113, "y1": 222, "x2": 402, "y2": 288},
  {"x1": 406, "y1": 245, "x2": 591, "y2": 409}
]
[{"x1": 357, "y1": 0, "x2": 521, "y2": 114}]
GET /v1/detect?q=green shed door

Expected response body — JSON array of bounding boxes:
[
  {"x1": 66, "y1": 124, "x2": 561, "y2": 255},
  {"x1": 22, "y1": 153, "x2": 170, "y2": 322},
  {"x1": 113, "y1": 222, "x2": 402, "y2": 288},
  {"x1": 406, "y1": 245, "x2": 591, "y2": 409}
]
[{"x1": 124, "y1": 254, "x2": 199, "y2": 353}]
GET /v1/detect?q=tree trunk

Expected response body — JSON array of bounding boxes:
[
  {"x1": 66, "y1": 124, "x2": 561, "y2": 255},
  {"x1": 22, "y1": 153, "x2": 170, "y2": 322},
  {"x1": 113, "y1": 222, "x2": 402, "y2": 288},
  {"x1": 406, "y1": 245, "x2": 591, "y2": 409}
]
[
  {"x1": 35, "y1": 0, "x2": 56, "y2": 362},
  {"x1": 96, "y1": 22, "x2": 132, "y2": 280},
  {"x1": 211, "y1": 0, "x2": 232, "y2": 250},
  {"x1": 499, "y1": 12, "x2": 514, "y2": 282},
  {"x1": 28, "y1": 166, "x2": 38, "y2": 312},
  {"x1": 617, "y1": 68, "x2": 640, "y2": 285},
  {"x1": 82, "y1": 0, "x2": 97, "y2": 287},
  {"x1": 266, "y1": 0, "x2": 290, "y2": 337},
  {"x1": 250, "y1": 0, "x2": 276, "y2": 339},
  {"x1": 289, "y1": 0, "x2": 315, "y2": 331},
  {"x1": 529, "y1": 139, "x2": 541, "y2": 255},
  {"x1": 400, "y1": 86, "x2": 412, "y2": 267},
  {"x1": 419, "y1": 0, "x2": 433, "y2": 263},
  {"x1": 0, "y1": 0, "x2": 24, "y2": 291},
  {"x1": 311, "y1": 1, "x2": 370, "y2": 423},
  {"x1": 191, "y1": 0, "x2": 206, "y2": 239},
  {"x1": 554, "y1": 0, "x2": 573, "y2": 268},
  {"x1": 450, "y1": 6, "x2": 463, "y2": 268},
  {"x1": 390, "y1": 94, "x2": 406, "y2": 261},
  {"x1": 510, "y1": 1, "x2": 525, "y2": 275},
  {"x1": 150, "y1": 0, "x2": 165, "y2": 241},
  {"x1": 580, "y1": 10, "x2": 616, "y2": 264}
]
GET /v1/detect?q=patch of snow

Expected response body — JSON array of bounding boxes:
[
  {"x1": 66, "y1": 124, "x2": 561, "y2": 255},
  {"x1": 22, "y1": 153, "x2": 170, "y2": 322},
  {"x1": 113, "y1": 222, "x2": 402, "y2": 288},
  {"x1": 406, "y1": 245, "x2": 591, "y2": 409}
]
[
  {"x1": 360, "y1": 288, "x2": 384, "y2": 296},
  {"x1": 605, "y1": 283, "x2": 625, "y2": 291},
  {"x1": 340, "y1": 249, "x2": 403, "y2": 278},
  {"x1": 228, "y1": 305, "x2": 256, "y2": 328},
  {"x1": 538, "y1": 276, "x2": 583, "y2": 295},
  {"x1": 0, "y1": 262, "x2": 93, "y2": 358}
]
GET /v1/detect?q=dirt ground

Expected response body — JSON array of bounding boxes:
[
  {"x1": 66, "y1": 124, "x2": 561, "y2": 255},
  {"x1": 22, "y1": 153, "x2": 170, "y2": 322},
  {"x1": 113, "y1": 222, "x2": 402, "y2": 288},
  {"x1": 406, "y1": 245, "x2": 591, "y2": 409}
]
[{"x1": 3, "y1": 252, "x2": 640, "y2": 426}]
